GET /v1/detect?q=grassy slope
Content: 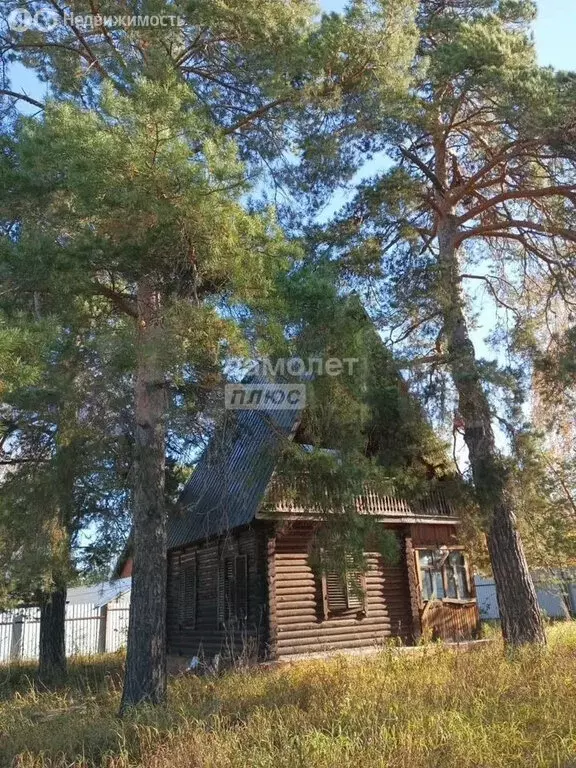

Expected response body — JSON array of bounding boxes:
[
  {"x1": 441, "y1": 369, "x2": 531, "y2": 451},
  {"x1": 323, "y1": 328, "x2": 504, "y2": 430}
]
[{"x1": 2, "y1": 626, "x2": 576, "y2": 768}]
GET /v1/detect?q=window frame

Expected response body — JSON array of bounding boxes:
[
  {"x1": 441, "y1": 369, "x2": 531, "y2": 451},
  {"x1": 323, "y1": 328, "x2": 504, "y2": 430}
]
[{"x1": 414, "y1": 546, "x2": 474, "y2": 606}]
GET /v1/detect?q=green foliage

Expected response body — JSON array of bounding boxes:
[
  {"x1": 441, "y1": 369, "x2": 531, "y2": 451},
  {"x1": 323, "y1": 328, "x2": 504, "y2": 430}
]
[
  {"x1": 287, "y1": 0, "x2": 576, "y2": 574},
  {"x1": 0, "y1": 0, "x2": 325, "y2": 609},
  {"x1": 0, "y1": 306, "x2": 134, "y2": 606},
  {"x1": 271, "y1": 283, "x2": 454, "y2": 491},
  {"x1": 258, "y1": 284, "x2": 462, "y2": 579},
  {"x1": 5, "y1": 81, "x2": 293, "y2": 315},
  {"x1": 308, "y1": 513, "x2": 401, "y2": 580},
  {"x1": 510, "y1": 431, "x2": 576, "y2": 567},
  {"x1": 279, "y1": 0, "x2": 419, "y2": 201},
  {"x1": 0, "y1": 316, "x2": 58, "y2": 395},
  {"x1": 0, "y1": 2, "x2": 420, "y2": 618}
]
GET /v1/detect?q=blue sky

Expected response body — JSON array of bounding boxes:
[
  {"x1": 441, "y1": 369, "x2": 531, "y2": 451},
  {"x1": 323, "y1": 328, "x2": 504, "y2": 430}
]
[{"x1": 534, "y1": 0, "x2": 576, "y2": 69}]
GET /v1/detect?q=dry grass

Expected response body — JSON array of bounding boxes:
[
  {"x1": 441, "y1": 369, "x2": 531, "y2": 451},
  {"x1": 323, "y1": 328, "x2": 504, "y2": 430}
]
[{"x1": 2, "y1": 625, "x2": 576, "y2": 767}]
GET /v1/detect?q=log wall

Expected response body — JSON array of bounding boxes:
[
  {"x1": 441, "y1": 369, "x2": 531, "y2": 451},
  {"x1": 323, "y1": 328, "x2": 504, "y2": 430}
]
[
  {"x1": 166, "y1": 525, "x2": 268, "y2": 661},
  {"x1": 167, "y1": 519, "x2": 480, "y2": 663},
  {"x1": 270, "y1": 522, "x2": 413, "y2": 660}
]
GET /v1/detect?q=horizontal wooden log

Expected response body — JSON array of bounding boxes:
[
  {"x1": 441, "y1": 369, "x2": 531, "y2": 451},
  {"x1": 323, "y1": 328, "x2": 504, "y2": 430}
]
[
  {"x1": 276, "y1": 603, "x2": 318, "y2": 613},
  {"x1": 276, "y1": 591, "x2": 317, "y2": 601},
  {"x1": 276, "y1": 582, "x2": 317, "y2": 597},
  {"x1": 276, "y1": 612, "x2": 391, "y2": 628},
  {"x1": 275, "y1": 565, "x2": 315, "y2": 574},
  {"x1": 278, "y1": 615, "x2": 395, "y2": 633},
  {"x1": 277, "y1": 631, "x2": 396, "y2": 651},
  {"x1": 277, "y1": 627, "x2": 394, "y2": 644}
]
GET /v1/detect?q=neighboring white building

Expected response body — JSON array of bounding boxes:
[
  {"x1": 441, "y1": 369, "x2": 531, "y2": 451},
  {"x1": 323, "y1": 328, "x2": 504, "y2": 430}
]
[
  {"x1": 65, "y1": 577, "x2": 132, "y2": 607},
  {"x1": 0, "y1": 578, "x2": 131, "y2": 663}
]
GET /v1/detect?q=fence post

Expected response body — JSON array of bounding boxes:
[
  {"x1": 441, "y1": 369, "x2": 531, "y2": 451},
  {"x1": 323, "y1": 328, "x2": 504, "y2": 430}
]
[
  {"x1": 98, "y1": 605, "x2": 108, "y2": 654},
  {"x1": 10, "y1": 613, "x2": 24, "y2": 661}
]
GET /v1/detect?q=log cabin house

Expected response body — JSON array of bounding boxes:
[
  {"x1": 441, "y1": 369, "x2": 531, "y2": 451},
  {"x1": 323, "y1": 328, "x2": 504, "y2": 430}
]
[{"x1": 166, "y1": 402, "x2": 480, "y2": 663}]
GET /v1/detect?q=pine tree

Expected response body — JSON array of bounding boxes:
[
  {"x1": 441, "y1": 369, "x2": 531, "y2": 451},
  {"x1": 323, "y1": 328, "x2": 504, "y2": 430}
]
[
  {"x1": 297, "y1": 0, "x2": 576, "y2": 645},
  {"x1": 0, "y1": 304, "x2": 133, "y2": 678},
  {"x1": 0, "y1": 82, "x2": 291, "y2": 704},
  {"x1": 1, "y1": 0, "x2": 418, "y2": 705}
]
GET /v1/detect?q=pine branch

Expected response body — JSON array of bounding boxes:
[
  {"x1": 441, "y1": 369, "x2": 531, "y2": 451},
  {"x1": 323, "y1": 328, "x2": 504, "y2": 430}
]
[
  {"x1": 0, "y1": 90, "x2": 44, "y2": 109},
  {"x1": 221, "y1": 97, "x2": 289, "y2": 136},
  {"x1": 460, "y1": 273, "x2": 521, "y2": 315},
  {"x1": 457, "y1": 186, "x2": 576, "y2": 226},
  {"x1": 45, "y1": 0, "x2": 109, "y2": 81},
  {"x1": 92, "y1": 283, "x2": 137, "y2": 318},
  {"x1": 399, "y1": 146, "x2": 445, "y2": 193},
  {"x1": 458, "y1": 220, "x2": 576, "y2": 245}
]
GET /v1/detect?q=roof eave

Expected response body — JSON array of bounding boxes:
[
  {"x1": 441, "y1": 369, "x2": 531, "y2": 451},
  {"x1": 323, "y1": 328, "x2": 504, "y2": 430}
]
[{"x1": 255, "y1": 508, "x2": 460, "y2": 526}]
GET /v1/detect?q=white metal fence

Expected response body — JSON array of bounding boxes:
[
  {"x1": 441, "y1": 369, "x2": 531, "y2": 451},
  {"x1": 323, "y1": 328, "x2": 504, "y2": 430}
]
[
  {"x1": 0, "y1": 599, "x2": 130, "y2": 663},
  {"x1": 475, "y1": 573, "x2": 576, "y2": 621}
]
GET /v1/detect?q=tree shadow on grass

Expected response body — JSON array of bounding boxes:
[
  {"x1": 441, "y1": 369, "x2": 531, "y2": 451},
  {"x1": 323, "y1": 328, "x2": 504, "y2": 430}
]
[{"x1": 0, "y1": 654, "x2": 125, "y2": 701}]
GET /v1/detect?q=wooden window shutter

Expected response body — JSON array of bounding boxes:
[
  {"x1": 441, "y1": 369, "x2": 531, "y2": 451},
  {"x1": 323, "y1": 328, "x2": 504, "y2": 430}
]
[
  {"x1": 346, "y1": 570, "x2": 366, "y2": 612},
  {"x1": 321, "y1": 572, "x2": 329, "y2": 620},
  {"x1": 321, "y1": 552, "x2": 367, "y2": 617},
  {"x1": 325, "y1": 571, "x2": 348, "y2": 613},
  {"x1": 218, "y1": 557, "x2": 234, "y2": 625},
  {"x1": 234, "y1": 554, "x2": 248, "y2": 621},
  {"x1": 345, "y1": 554, "x2": 366, "y2": 612},
  {"x1": 179, "y1": 554, "x2": 197, "y2": 629}
]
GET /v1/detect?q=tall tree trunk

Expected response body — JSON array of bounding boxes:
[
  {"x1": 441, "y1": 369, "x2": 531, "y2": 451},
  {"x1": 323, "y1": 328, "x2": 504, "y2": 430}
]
[
  {"x1": 38, "y1": 585, "x2": 67, "y2": 679},
  {"x1": 437, "y1": 215, "x2": 546, "y2": 647},
  {"x1": 120, "y1": 277, "x2": 168, "y2": 712},
  {"x1": 38, "y1": 447, "x2": 73, "y2": 681}
]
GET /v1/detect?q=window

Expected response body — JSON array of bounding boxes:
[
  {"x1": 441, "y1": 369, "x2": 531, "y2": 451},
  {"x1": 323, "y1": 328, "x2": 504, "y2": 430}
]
[
  {"x1": 179, "y1": 555, "x2": 197, "y2": 629},
  {"x1": 322, "y1": 559, "x2": 366, "y2": 617},
  {"x1": 218, "y1": 554, "x2": 248, "y2": 625},
  {"x1": 417, "y1": 549, "x2": 472, "y2": 602}
]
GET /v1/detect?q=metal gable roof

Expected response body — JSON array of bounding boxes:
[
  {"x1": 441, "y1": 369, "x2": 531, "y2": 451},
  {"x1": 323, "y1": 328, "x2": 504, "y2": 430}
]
[
  {"x1": 66, "y1": 577, "x2": 132, "y2": 608},
  {"x1": 167, "y1": 399, "x2": 301, "y2": 549}
]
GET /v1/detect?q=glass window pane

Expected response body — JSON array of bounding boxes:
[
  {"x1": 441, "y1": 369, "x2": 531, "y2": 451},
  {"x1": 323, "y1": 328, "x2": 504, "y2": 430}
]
[
  {"x1": 422, "y1": 570, "x2": 433, "y2": 600},
  {"x1": 432, "y1": 569, "x2": 445, "y2": 599},
  {"x1": 446, "y1": 566, "x2": 458, "y2": 598},
  {"x1": 419, "y1": 551, "x2": 433, "y2": 568},
  {"x1": 455, "y1": 565, "x2": 470, "y2": 599},
  {"x1": 449, "y1": 551, "x2": 465, "y2": 568},
  {"x1": 432, "y1": 550, "x2": 445, "y2": 568}
]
